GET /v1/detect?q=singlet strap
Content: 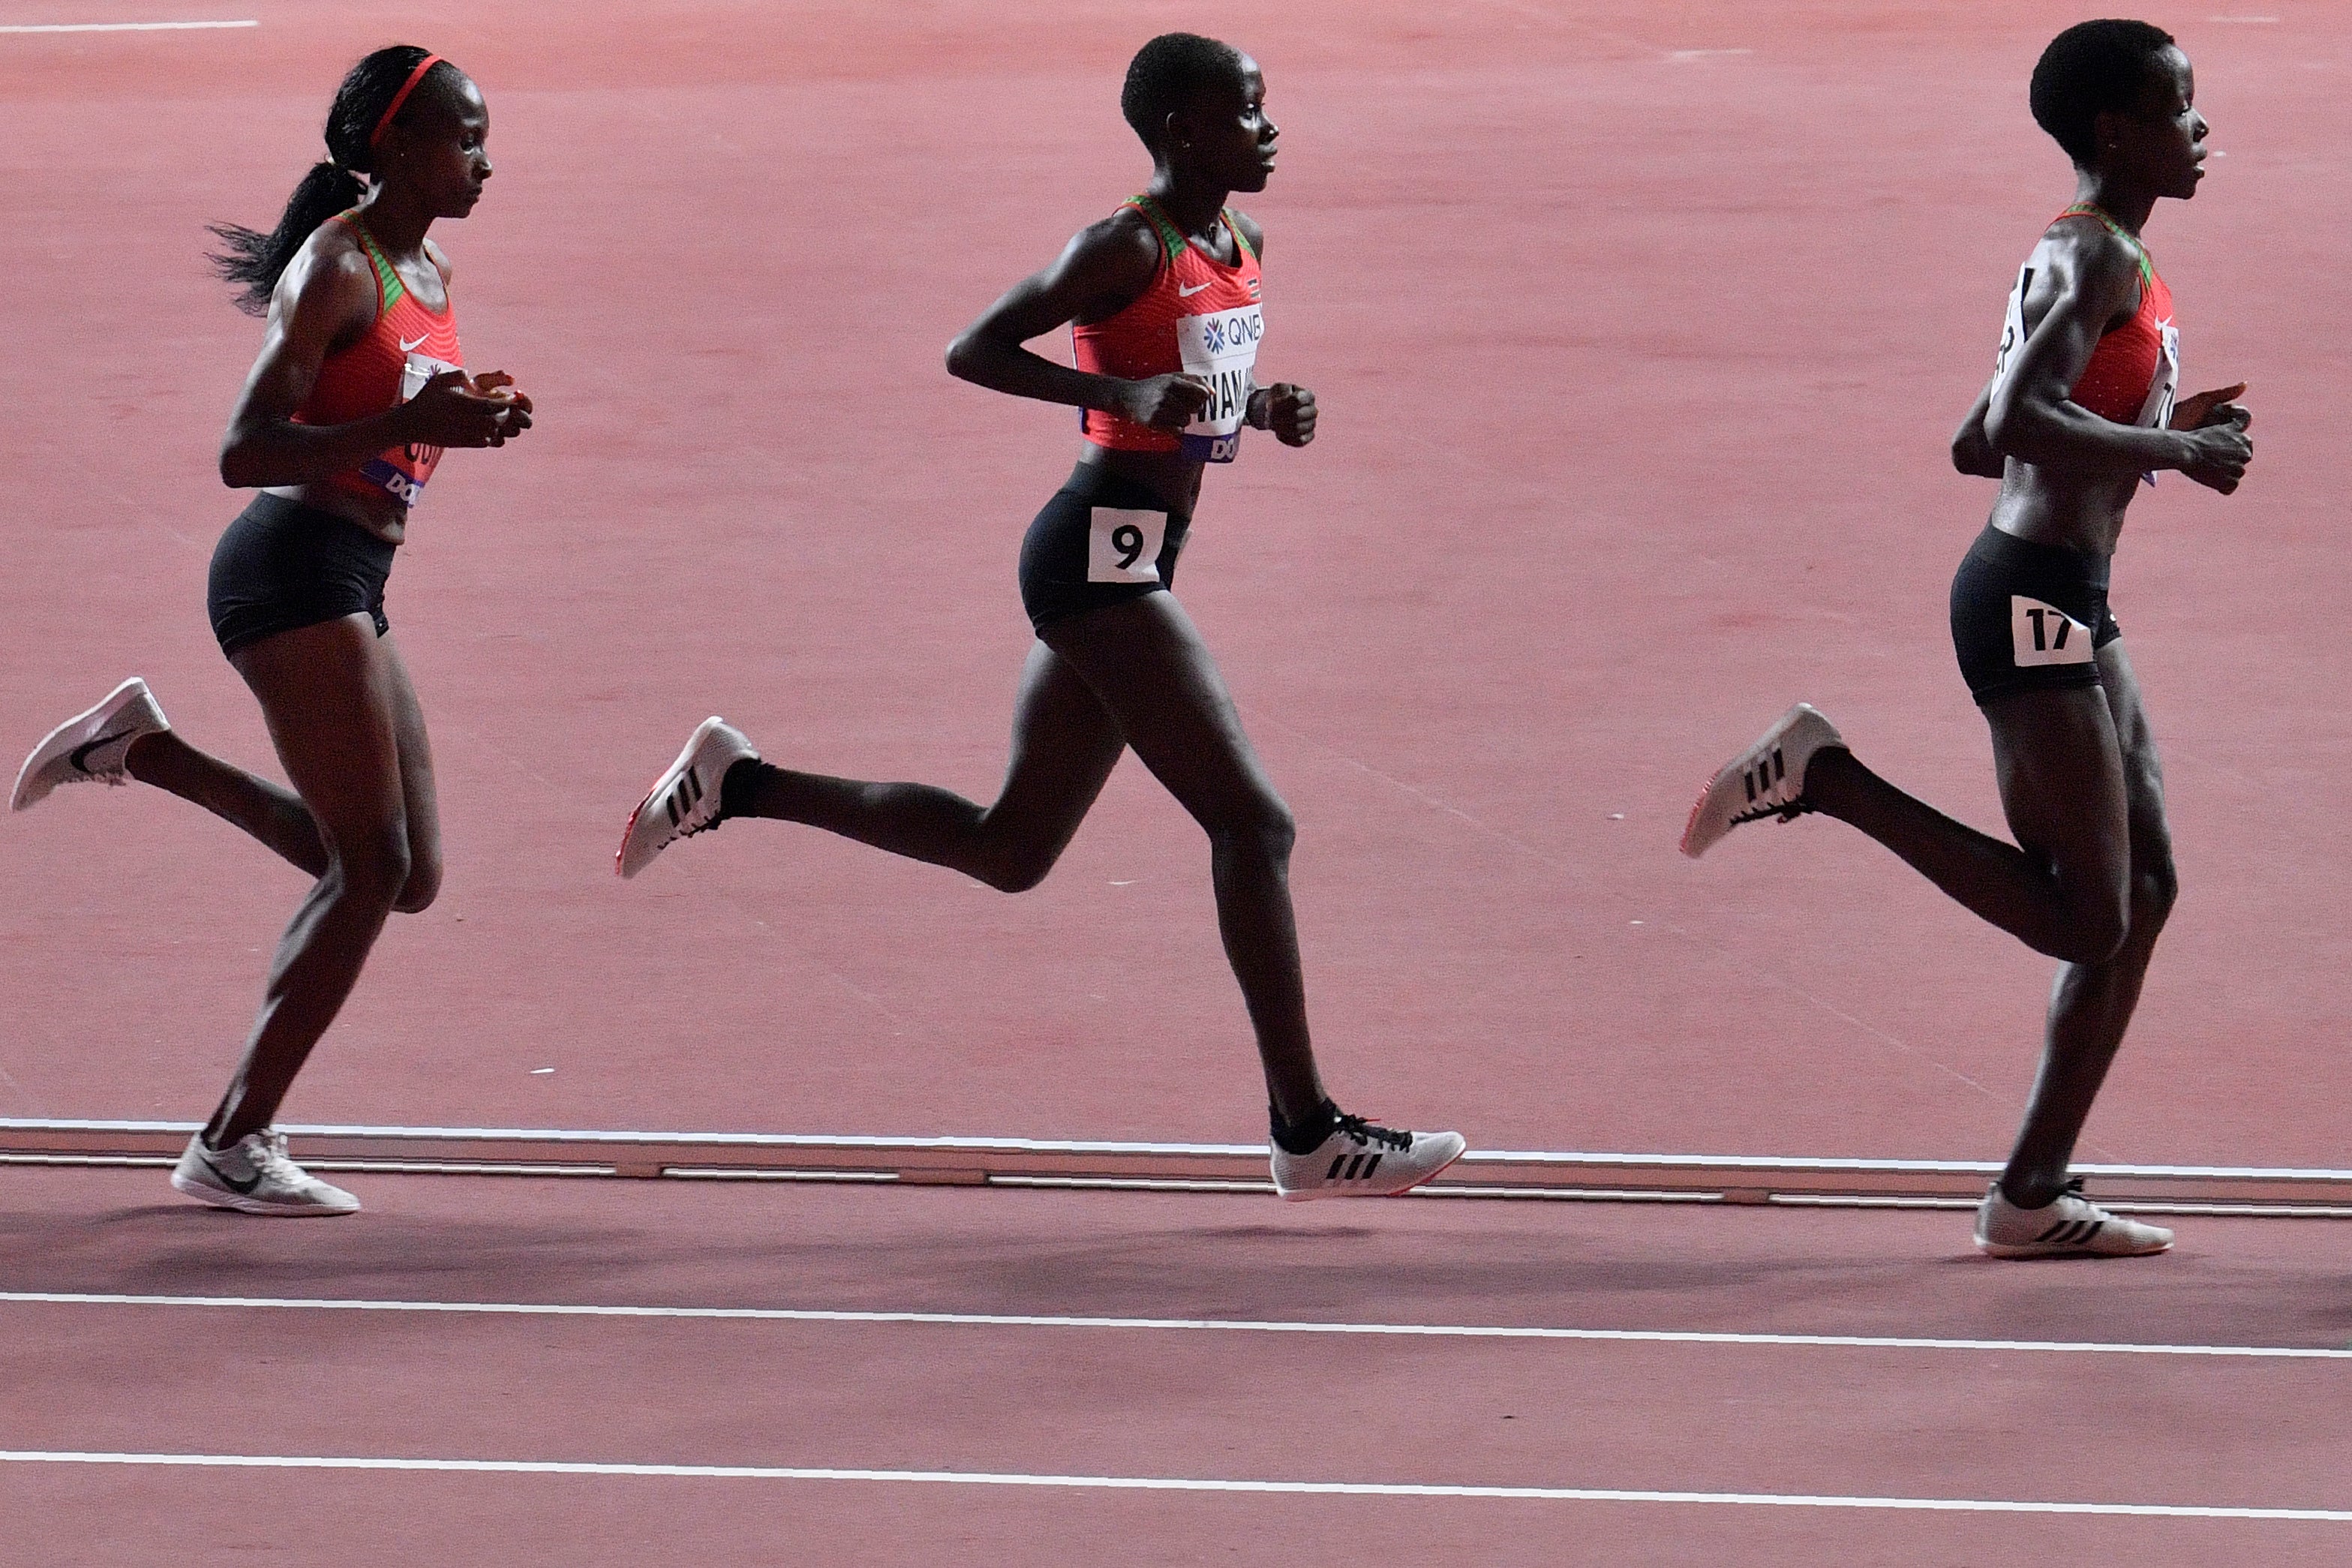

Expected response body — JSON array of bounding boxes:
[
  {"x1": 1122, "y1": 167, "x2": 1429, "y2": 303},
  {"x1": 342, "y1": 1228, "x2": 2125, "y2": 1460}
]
[
  {"x1": 1222, "y1": 207, "x2": 1257, "y2": 263},
  {"x1": 2053, "y1": 202, "x2": 2154, "y2": 287},
  {"x1": 332, "y1": 211, "x2": 407, "y2": 315},
  {"x1": 1125, "y1": 194, "x2": 1188, "y2": 264}
]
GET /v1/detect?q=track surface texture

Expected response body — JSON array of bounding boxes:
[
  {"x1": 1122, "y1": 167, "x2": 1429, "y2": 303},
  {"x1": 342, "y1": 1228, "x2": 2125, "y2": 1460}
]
[
  {"x1": 3, "y1": 4, "x2": 2348, "y2": 1561},
  {"x1": 2, "y1": 1170, "x2": 2347, "y2": 1565}
]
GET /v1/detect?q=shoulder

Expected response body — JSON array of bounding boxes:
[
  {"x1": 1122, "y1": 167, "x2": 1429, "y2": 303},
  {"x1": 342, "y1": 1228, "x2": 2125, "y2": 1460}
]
[
  {"x1": 1227, "y1": 208, "x2": 1263, "y2": 258},
  {"x1": 2038, "y1": 216, "x2": 2143, "y2": 308},
  {"x1": 277, "y1": 221, "x2": 378, "y2": 314},
  {"x1": 1050, "y1": 203, "x2": 1166, "y2": 302}
]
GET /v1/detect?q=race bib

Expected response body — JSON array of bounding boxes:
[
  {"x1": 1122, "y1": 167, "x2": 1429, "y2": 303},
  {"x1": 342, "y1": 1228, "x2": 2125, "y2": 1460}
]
[
  {"x1": 1175, "y1": 304, "x2": 1262, "y2": 463},
  {"x1": 2011, "y1": 596, "x2": 2095, "y2": 668},
  {"x1": 2134, "y1": 317, "x2": 2180, "y2": 488},
  {"x1": 1089, "y1": 506, "x2": 1167, "y2": 584},
  {"x1": 360, "y1": 350, "x2": 461, "y2": 505}
]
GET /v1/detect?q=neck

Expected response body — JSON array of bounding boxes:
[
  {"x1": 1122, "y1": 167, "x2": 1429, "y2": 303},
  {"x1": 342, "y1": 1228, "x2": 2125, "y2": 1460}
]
[
  {"x1": 353, "y1": 184, "x2": 434, "y2": 255},
  {"x1": 1143, "y1": 170, "x2": 1232, "y2": 237},
  {"x1": 2070, "y1": 173, "x2": 2155, "y2": 236}
]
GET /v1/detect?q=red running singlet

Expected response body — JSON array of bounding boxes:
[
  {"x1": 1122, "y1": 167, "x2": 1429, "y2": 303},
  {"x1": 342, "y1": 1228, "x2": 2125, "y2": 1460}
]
[
  {"x1": 293, "y1": 212, "x2": 464, "y2": 507},
  {"x1": 1071, "y1": 195, "x2": 1263, "y2": 463},
  {"x1": 1992, "y1": 204, "x2": 2179, "y2": 481}
]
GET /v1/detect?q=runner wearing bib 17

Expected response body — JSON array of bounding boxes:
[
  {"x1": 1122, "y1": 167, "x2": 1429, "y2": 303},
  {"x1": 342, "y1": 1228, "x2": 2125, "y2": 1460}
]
[
  {"x1": 1681, "y1": 21, "x2": 2251, "y2": 1260},
  {"x1": 617, "y1": 32, "x2": 1463, "y2": 1198},
  {"x1": 1684, "y1": 21, "x2": 2248, "y2": 1260},
  {"x1": 9, "y1": 47, "x2": 530, "y2": 1215}
]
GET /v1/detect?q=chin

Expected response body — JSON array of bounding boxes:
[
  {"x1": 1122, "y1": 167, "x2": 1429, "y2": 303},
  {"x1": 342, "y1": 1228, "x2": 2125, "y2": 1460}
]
[{"x1": 1234, "y1": 168, "x2": 1272, "y2": 193}]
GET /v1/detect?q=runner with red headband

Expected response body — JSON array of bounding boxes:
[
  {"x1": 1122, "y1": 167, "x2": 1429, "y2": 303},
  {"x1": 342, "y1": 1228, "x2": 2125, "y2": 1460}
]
[
  {"x1": 617, "y1": 33, "x2": 1464, "y2": 1197},
  {"x1": 11, "y1": 44, "x2": 530, "y2": 1214}
]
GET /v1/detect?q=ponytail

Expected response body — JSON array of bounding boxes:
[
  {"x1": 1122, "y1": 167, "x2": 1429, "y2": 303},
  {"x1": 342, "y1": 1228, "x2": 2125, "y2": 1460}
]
[{"x1": 207, "y1": 44, "x2": 453, "y2": 317}]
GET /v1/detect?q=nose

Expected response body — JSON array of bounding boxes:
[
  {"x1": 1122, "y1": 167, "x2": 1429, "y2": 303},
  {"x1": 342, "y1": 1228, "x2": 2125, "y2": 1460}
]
[{"x1": 1262, "y1": 114, "x2": 1279, "y2": 143}]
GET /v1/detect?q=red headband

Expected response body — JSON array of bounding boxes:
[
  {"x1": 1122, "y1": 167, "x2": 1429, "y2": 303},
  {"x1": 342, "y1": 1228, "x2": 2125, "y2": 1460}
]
[{"x1": 368, "y1": 53, "x2": 443, "y2": 149}]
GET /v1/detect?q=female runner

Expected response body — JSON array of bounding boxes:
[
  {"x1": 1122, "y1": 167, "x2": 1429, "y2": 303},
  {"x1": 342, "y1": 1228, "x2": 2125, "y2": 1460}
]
[
  {"x1": 617, "y1": 33, "x2": 1463, "y2": 1197},
  {"x1": 11, "y1": 47, "x2": 530, "y2": 1214},
  {"x1": 1682, "y1": 20, "x2": 2251, "y2": 1257}
]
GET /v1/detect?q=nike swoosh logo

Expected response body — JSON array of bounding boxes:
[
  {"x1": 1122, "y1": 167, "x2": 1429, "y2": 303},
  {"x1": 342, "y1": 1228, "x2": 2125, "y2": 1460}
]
[
  {"x1": 399, "y1": 335, "x2": 430, "y2": 353},
  {"x1": 1177, "y1": 282, "x2": 1212, "y2": 297},
  {"x1": 68, "y1": 728, "x2": 137, "y2": 774}
]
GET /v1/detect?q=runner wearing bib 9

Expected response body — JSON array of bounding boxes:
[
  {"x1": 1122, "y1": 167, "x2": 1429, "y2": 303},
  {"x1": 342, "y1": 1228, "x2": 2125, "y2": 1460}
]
[
  {"x1": 1681, "y1": 22, "x2": 2251, "y2": 1259},
  {"x1": 617, "y1": 33, "x2": 1463, "y2": 1199},
  {"x1": 10, "y1": 47, "x2": 530, "y2": 1215}
]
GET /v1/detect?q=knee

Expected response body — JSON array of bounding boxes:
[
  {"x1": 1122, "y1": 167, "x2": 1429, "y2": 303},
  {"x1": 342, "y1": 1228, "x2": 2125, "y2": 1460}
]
[
  {"x1": 392, "y1": 855, "x2": 442, "y2": 915},
  {"x1": 332, "y1": 827, "x2": 412, "y2": 909},
  {"x1": 978, "y1": 854, "x2": 1053, "y2": 895},
  {"x1": 1210, "y1": 793, "x2": 1296, "y2": 864}
]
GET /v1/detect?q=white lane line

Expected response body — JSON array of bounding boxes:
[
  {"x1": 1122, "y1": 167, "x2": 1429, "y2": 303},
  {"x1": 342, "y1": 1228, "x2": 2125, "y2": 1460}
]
[
  {"x1": 5, "y1": 1292, "x2": 2344, "y2": 1361},
  {"x1": 0, "y1": 20, "x2": 256, "y2": 32},
  {"x1": 2, "y1": 1451, "x2": 2346, "y2": 1518}
]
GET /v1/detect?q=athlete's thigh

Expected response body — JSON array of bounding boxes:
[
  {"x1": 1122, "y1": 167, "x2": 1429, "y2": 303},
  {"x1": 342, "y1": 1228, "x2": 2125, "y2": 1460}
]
[
  {"x1": 1982, "y1": 682, "x2": 2131, "y2": 888},
  {"x1": 229, "y1": 613, "x2": 406, "y2": 852},
  {"x1": 1042, "y1": 593, "x2": 1280, "y2": 824},
  {"x1": 376, "y1": 631, "x2": 442, "y2": 882},
  {"x1": 987, "y1": 638, "x2": 1128, "y2": 848},
  {"x1": 2094, "y1": 638, "x2": 2172, "y2": 867}
]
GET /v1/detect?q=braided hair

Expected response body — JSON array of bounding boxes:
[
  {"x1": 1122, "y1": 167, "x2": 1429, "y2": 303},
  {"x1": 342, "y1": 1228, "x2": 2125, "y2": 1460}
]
[{"x1": 208, "y1": 44, "x2": 456, "y2": 316}]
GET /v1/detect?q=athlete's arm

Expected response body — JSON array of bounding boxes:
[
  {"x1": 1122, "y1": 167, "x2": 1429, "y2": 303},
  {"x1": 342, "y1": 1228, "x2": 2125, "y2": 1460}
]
[
  {"x1": 1983, "y1": 227, "x2": 2248, "y2": 489},
  {"x1": 1951, "y1": 379, "x2": 2002, "y2": 478},
  {"x1": 218, "y1": 236, "x2": 519, "y2": 488},
  {"x1": 1221, "y1": 211, "x2": 1317, "y2": 448},
  {"x1": 945, "y1": 214, "x2": 1211, "y2": 431}
]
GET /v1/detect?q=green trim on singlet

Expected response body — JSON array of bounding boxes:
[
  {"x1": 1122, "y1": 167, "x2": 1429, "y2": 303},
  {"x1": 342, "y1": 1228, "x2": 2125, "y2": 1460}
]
[
  {"x1": 2058, "y1": 202, "x2": 2155, "y2": 287},
  {"x1": 340, "y1": 212, "x2": 407, "y2": 312},
  {"x1": 1125, "y1": 195, "x2": 1189, "y2": 263}
]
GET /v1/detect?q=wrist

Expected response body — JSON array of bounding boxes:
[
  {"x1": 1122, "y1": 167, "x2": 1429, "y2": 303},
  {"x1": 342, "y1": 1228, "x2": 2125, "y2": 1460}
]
[{"x1": 1245, "y1": 388, "x2": 1273, "y2": 431}]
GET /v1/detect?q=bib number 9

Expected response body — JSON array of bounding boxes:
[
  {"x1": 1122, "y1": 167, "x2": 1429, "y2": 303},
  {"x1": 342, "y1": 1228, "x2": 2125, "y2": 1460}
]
[{"x1": 1089, "y1": 506, "x2": 1167, "y2": 584}]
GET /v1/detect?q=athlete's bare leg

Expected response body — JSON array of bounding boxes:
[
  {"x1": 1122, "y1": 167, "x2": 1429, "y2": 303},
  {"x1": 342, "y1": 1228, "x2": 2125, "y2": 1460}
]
[
  {"x1": 724, "y1": 594, "x2": 1327, "y2": 1123},
  {"x1": 721, "y1": 638, "x2": 1128, "y2": 893},
  {"x1": 1999, "y1": 639, "x2": 2175, "y2": 1203},
  {"x1": 1044, "y1": 593, "x2": 1324, "y2": 1123},
  {"x1": 125, "y1": 731, "x2": 329, "y2": 877},
  {"x1": 200, "y1": 617, "x2": 440, "y2": 1148},
  {"x1": 1795, "y1": 656, "x2": 2168, "y2": 1206}
]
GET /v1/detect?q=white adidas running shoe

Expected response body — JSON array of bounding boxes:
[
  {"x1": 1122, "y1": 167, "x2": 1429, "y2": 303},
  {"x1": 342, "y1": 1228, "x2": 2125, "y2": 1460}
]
[
  {"x1": 170, "y1": 1131, "x2": 360, "y2": 1216},
  {"x1": 1680, "y1": 702, "x2": 1844, "y2": 858},
  {"x1": 617, "y1": 716, "x2": 760, "y2": 879},
  {"x1": 1271, "y1": 1113, "x2": 1467, "y2": 1200},
  {"x1": 11, "y1": 676, "x2": 169, "y2": 812},
  {"x1": 1973, "y1": 1179, "x2": 2173, "y2": 1259}
]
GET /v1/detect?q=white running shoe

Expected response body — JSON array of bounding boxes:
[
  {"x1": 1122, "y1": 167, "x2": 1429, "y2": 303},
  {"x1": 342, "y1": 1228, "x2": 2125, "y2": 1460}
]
[
  {"x1": 616, "y1": 716, "x2": 760, "y2": 879},
  {"x1": 1271, "y1": 1113, "x2": 1467, "y2": 1200},
  {"x1": 170, "y1": 1131, "x2": 360, "y2": 1217},
  {"x1": 11, "y1": 676, "x2": 170, "y2": 812},
  {"x1": 1679, "y1": 702, "x2": 1844, "y2": 858},
  {"x1": 1974, "y1": 1179, "x2": 2173, "y2": 1259}
]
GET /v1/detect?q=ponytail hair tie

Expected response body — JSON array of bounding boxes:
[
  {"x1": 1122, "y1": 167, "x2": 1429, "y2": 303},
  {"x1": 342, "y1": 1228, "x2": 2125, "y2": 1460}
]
[{"x1": 369, "y1": 53, "x2": 443, "y2": 149}]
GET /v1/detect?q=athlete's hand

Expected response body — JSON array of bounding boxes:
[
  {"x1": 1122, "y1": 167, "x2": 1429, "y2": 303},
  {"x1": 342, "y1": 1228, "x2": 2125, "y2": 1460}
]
[
  {"x1": 1117, "y1": 373, "x2": 1213, "y2": 431},
  {"x1": 1250, "y1": 383, "x2": 1317, "y2": 448},
  {"x1": 403, "y1": 369, "x2": 530, "y2": 449},
  {"x1": 2175, "y1": 387, "x2": 2251, "y2": 494}
]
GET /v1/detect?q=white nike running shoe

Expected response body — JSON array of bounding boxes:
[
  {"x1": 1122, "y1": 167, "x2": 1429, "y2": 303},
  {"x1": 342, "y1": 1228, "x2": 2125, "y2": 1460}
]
[
  {"x1": 1271, "y1": 1113, "x2": 1467, "y2": 1200},
  {"x1": 1973, "y1": 1179, "x2": 2173, "y2": 1259},
  {"x1": 11, "y1": 676, "x2": 170, "y2": 812},
  {"x1": 170, "y1": 1131, "x2": 360, "y2": 1217},
  {"x1": 617, "y1": 716, "x2": 760, "y2": 879},
  {"x1": 1680, "y1": 702, "x2": 1844, "y2": 858}
]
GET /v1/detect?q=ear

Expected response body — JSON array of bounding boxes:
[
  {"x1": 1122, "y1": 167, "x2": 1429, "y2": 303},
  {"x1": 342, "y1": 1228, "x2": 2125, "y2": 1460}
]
[
  {"x1": 2088, "y1": 107, "x2": 2128, "y2": 158},
  {"x1": 1159, "y1": 107, "x2": 1188, "y2": 154}
]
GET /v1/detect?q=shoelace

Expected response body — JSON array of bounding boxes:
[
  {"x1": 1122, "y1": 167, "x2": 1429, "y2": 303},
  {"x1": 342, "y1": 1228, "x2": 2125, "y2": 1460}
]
[
  {"x1": 1332, "y1": 1113, "x2": 1412, "y2": 1152},
  {"x1": 1729, "y1": 798, "x2": 1813, "y2": 828}
]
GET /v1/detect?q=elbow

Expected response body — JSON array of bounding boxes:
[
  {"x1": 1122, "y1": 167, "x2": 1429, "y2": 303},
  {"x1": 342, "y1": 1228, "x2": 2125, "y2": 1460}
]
[
  {"x1": 943, "y1": 331, "x2": 981, "y2": 384},
  {"x1": 218, "y1": 442, "x2": 257, "y2": 490}
]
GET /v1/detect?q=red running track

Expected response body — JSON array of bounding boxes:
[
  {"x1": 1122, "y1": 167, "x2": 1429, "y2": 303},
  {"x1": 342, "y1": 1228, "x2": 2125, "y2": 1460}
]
[
  {"x1": 3, "y1": 1170, "x2": 2349, "y2": 1563},
  {"x1": 4, "y1": 1, "x2": 2350, "y2": 1165}
]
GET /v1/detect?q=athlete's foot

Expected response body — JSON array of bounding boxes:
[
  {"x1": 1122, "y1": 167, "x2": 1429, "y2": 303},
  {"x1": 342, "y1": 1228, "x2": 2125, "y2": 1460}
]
[
  {"x1": 616, "y1": 716, "x2": 760, "y2": 879},
  {"x1": 169, "y1": 1130, "x2": 360, "y2": 1216},
  {"x1": 1973, "y1": 1178, "x2": 2172, "y2": 1259},
  {"x1": 1679, "y1": 702, "x2": 1845, "y2": 858},
  {"x1": 11, "y1": 676, "x2": 170, "y2": 812},
  {"x1": 1271, "y1": 1110, "x2": 1467, "y2": 1200}
]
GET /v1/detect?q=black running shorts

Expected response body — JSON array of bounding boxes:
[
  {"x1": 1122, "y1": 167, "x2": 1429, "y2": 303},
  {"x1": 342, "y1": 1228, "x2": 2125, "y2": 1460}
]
[
  {"x1": 1949, "y1": 524, "x2": 2121, "y2": 705},
  {"x1": 207, "y1": 493, "x2": 395, "y2": 659},
  {"x1": 1017, "y1": 466, "x2": 1189, "y2": 632}
]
